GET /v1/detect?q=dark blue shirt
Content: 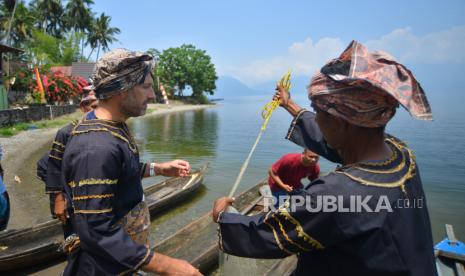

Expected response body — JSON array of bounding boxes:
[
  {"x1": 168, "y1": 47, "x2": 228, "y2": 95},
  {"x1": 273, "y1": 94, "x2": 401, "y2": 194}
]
[{"x1": 62, "y1": 114, "x2": 152, "y2": 275}]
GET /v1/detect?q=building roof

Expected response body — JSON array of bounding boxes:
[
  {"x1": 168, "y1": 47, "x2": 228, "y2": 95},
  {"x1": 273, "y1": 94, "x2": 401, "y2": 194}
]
[
  {"x1": 51, "y1": 66, "x2": 72, "y2": 76},
  {"x1": 72, "y1": 62, "x2": 95, "y2": 81},
  {"x1": 0, "y1": 44, "x2": 24, "y2": 53}
]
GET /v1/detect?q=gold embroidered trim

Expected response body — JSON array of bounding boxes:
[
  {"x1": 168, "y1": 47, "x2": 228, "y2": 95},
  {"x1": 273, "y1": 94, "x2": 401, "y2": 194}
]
[
  {"x1": 271, "y1": 213, "x2": 310, "y2": 252},
  {"x1": 51, "y1": 147, "x2": 64, "y2": 154},
  {"x1": 72, "y1": 128, "x2": 138, "y2": 154},
  {"x1": 264, "y1": 212, "x2": 293, "y2": 254},
  {"x1": 69, "y1": 178, "x2": 118, "y2": 188},
  {"x1": 73, "y1": 194, "x2": 114, "y2": 200},
  {"x1": 84, "y1": 118, "x2": 121, "y2": 125},
  {"x1": 79, "y1": 122, "x2": 129, "y2": 135},
  {"x1": 91, "y1": 121, "x2": 136, "y2": 148},
  {"x1": 350, "y1": 141, "x2": 406, "y2": 174},
  {"x1": 286, "y1": 109, "x2": 308, "y2": 140},
  {"x1": 74, "y1": 208, "x2": 113, "y2": 214},
  {"x1": 109, "y1": 131, "x2": 137, "y2": 153},
  {"x1": 335, "y1": 147, "x2": 416, "y2": 194},
  {"x1": 217, "y1": 211, "x2": 225, "y2": 251},
  {"x1": 217, "y1": 225, "x2": 224, "y2": 251},
  {"x1": 53, "y1": 141, "x2": 65, "y2": 148},
  {"x1": 277, "y1": 205, "x2": 324, "y2": 250},
  {"x1": 48, "y1": 154, "x2": 62, "y2": 161},
  {"x1": 357, "y1": 139, "x2": 398, "y2": 167}
]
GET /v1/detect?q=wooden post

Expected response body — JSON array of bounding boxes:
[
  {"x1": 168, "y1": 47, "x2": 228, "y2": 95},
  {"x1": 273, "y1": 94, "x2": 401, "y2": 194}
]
[{"x1": 160, "y1": 84, "x2": 169, "y2": 105}]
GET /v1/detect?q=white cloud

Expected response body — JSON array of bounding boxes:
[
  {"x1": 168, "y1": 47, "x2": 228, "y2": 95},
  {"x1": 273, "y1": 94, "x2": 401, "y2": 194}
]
[
  {"x1": 365, "y1": 25, "x2": 465, "y2": 63},
  {"x1": 223, "y1": 37, "x2": 345, "y2": 86},
  {"x1": 225, "y1": 25, "x2": 465, "y2": 86}
]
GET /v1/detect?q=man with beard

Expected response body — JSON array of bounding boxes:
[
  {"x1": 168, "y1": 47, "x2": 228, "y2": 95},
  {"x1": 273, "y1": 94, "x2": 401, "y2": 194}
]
[{"x1": 62, "y1": 49, "x2": 201, "y2": 276}]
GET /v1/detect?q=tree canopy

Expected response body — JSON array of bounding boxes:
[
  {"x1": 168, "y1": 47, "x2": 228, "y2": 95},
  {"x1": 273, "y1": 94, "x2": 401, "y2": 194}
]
[
  {"x1": 156, "y1": 44, "x2": 217, "y2": 99},
  {"x1": 0, "y1": 0, "x2": 120, "y2": 64}
]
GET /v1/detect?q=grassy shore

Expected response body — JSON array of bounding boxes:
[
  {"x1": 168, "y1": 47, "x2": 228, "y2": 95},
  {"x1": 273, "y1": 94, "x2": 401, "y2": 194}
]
[
  {"x1": 0, "y1": 99, "x2": 214, "y2": 137},
  {"x1": 0, "y1": 110, "x2": 83, "y2": 137}
]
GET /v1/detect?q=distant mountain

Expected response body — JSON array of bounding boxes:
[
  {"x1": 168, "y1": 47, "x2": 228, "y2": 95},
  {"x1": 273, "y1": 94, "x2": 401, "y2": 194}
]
[
  {"x1": 214, "y1": 69, "x2": 465, "y2": 111},
  {"x1": 251, "y1": 75, "x2": 312, "y2": 96},
  {"x1": 212, "y1": 76, "x2": 264, "y2": 99},
  {"x1": 212, "y1": 75, "x2": 314, "y2": 102}
]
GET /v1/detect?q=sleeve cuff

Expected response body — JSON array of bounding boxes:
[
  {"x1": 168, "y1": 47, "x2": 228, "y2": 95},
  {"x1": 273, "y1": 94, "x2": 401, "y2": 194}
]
[
  {"x1": 140, "y1": 163, "x2": 147, "y2": 179},
  {"x1": 286, "y1": 109, "x2": 308, "y2": 140},
  {"x1": 119, "y1": 247, "x2": 153, "y2": 275},
  {"x1": 134, "y1": 247, "x2": 153, "y2": 271}
]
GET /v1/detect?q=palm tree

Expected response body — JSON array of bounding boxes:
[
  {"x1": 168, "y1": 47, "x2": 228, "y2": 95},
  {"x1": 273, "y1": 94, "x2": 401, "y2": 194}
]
[
  {"x1": 85, "y1": 17, "x2": 98, "y2": 60},
  {"x1": 29, "y1": 0, "x2": 66, "y2": 38},
  {"x1": 65, "y1": 0, "x2": 94, "y2": 60},
  {"x1": 0, "y1": 1, "x2": 35, "y2": 47},
  {"x1": 89, "y1": 13, "x2": 120, "y2": 61}
]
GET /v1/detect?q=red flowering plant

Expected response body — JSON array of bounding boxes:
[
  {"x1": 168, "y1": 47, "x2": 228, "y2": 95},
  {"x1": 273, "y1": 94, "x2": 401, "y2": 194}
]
[
  {"x1": 40, "y1": 70, "x2": 88, "y2": 104},
  {"x1": 10, "y1": 67, "x2": 46, "y2": 103},
  {"x1": 11, "y1": 67, "x2": 88, "y2": 104}
]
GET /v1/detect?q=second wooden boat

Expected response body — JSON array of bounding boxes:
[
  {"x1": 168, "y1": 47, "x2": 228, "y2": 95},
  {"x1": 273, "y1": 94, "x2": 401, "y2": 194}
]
[
  {"x1": 0, "y1": 164, "x2": 208, "y2": 272},
  {"x1": 154, "y1": 179, "x2": 268, "y2": 274}
]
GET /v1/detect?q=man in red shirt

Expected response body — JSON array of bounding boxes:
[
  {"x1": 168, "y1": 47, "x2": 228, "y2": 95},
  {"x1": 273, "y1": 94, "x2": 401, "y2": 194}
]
[{"x1": 268, "y1": 149, "x2": 320, "y2": 207}]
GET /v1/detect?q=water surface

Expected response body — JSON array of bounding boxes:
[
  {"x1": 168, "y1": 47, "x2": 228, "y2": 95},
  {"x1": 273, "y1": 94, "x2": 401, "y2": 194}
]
[{"x1": 9, "y1": 95, "x2": 465, "y2": 246}]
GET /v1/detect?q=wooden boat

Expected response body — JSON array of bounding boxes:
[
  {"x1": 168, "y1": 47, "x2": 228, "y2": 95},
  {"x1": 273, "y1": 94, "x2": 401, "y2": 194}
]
[
  {"x1": 264, "y1": 256, "x2": 297, "y2": 276},
  {"x1": 153, "y1": 179, "x2": 269, "y2": 274},
  {"x1": 0, "y1": 164, "x2": 208, "y2": 272}
]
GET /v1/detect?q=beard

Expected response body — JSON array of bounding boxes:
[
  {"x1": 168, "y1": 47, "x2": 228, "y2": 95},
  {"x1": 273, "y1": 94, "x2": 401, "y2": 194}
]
[{"x1": 120, "y1": 99, "x2": 147, "y2": 118}]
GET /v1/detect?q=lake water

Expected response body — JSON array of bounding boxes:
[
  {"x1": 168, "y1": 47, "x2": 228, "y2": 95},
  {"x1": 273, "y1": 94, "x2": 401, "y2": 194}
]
[
  {"x1": 133, "y1": 95, "x2": 465, "y2": 243},
  {"x1": 8, "y1": 94, "x2": 465, "y2": 247}
]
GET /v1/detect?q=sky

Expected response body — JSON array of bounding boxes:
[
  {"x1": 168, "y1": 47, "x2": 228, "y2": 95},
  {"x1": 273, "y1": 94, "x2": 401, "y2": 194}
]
[{"x1": 90, "y1": 0, "x2": 465, "y2": 101}]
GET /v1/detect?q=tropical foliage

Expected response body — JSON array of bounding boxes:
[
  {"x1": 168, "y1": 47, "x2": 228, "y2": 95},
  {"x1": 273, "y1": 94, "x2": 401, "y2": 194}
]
[
  {"x1": 26, "y1": 30, "x2": 80, "y2": 66},
  {"x1": 0, "y1": 1, "x2": 35, "y2": 46},
  {"x1": 87, "y1": 13, "x2": 120, "y2": 60},
  {"x1": 155, "y1": 44, "x2": 217, "y2": 100},
  {"x1": 0, "y1": 0, "x2": 120, "y2": 63},
  {"x1": 2, "y1": 1, "x2": 218, "y2": 103}
]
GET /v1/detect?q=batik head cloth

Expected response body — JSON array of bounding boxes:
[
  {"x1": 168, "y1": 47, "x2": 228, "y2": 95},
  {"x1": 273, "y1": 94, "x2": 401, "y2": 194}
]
[
  {"x1": 92, "y1": 48, "x2": 155, "y2": 99},
  {"x1": 80, "y1": 91, "x2": 97, "y2": 107},
  {"x1": 308, "y1": 40, "x2": 432, "y2": 128}
]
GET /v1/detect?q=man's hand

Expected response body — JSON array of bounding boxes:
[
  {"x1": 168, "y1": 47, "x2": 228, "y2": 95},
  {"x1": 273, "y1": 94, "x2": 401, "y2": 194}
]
[
  {"x1": 212, "y1": 197, "x2": 235, "y2": 222},
  {"x1": 282, "y1": 184, "x2": 293, "y2": 193},
  {"x1": 273, "y1": 84, "x2": 291, "y2": 107},
  {"x1": 157, "y1": 160, "x2": 191, "y2": 177},
  {"x1": 54, "y1": 192, "x2": 68, "y2": 225},
  {"x1": 273, "y1": 84, "x2": 303, "y2": 117},
  {"x1": 143, "y1": 253, "x2": 202, "y2": 276}
]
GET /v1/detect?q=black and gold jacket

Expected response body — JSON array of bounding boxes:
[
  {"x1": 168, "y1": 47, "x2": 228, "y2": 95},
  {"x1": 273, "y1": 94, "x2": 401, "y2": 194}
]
[
  {"x1": 62, "y1": 111, "x2": 151, "y2": 275},
  {"x1": 218, "y1": 110, "x2": 437, "y2": 276}
]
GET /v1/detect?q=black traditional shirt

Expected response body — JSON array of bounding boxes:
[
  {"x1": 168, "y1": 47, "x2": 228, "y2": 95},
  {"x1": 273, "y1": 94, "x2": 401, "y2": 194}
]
[
  {"x1": 62, "y1": 111, "x2": 152, "y2": 275},
  {"x1": 218, "y1": 110, "x2": 437, "y2": 276},
  {"x1": 46, "y1": 123, "x2": 75, "y2": 193},
  {"x1": 36, "y1": 123, "x2": 76, "y2": 218}
]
